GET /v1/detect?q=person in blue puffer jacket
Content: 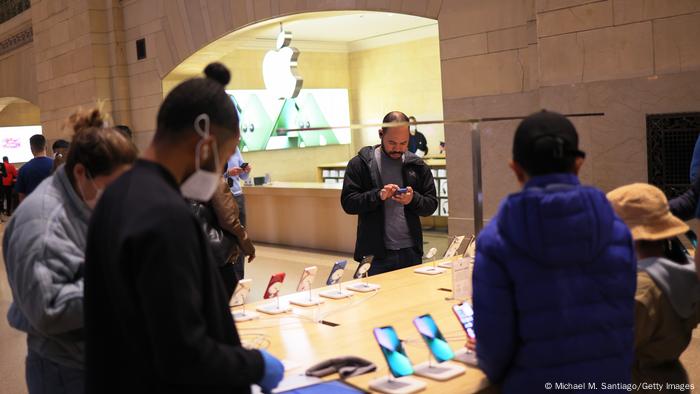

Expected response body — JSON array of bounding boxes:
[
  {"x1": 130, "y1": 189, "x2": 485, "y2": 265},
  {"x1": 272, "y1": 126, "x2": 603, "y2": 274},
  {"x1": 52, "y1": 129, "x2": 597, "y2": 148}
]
[{"x1": 472, "y1": 110, "x2": 637, "y2": 393}]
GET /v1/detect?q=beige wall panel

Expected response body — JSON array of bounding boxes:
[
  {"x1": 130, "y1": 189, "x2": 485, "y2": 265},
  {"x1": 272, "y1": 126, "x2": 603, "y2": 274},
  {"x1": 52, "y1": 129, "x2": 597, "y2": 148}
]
[
  {"x1": 487, "y1": 25, "x2": 528, "y2": 52},
  {"x1": 440, "y1": 33, "x2": 487, "y2": 60},
  {"x1": 536, "y1": 0, "x2": 612, "y2": 38},
  {"x1": 439, "y1": 0, "x2": 530, "y2": 39},
  {"x1": 578, "y1": 22, "x2": 653, "y2": 82},
  {"x1": 0, "y1": 102, "x2": 40, "y2": 126},
  {"x1": 441, "y1": 50, "x2": 524, "y2": 99},
  {"x1": 0, "y1": 45, "x2": 38, "y2": 103},
  {"x1": 613, "y1": 0, "x2": 700, "y2": 25},
  {"x1": 536, "y1": 0, "x2": 603, "y2": 13},
  {"x1": 653, "y1": 12, "x2": 700, "y2": 75}
]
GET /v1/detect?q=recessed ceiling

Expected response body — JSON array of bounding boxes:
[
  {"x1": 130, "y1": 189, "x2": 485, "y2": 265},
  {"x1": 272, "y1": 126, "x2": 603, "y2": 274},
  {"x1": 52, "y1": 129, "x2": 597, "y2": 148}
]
[{"x1": 165, "y1": 11, "x2": 438, "y2": 80}]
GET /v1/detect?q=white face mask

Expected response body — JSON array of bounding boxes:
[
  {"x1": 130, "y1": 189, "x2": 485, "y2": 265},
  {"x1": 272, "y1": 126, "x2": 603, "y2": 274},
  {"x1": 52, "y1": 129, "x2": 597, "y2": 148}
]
[
  {"x1": 409, "y1": 125, "x2": 417, "y2": 135},
  {"x1": 180, "y1": 114, "x2": 221, "y2": 202},
  {"x1": 77, "y1": 172, "x2": 103, "y2": 210}
]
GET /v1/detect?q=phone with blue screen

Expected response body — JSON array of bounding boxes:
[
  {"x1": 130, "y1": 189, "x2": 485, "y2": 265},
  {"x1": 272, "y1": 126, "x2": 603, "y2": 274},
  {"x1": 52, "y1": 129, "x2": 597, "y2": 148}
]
[
  {"x1": 412, "y1": 314, "x2": 455, "y2": 363},
  {"x1": 373, "y1": 326, "x2": 414, "y2": 378},
  {"x1": 452, "y1": 302, "x2": 475, "y2": 340}
]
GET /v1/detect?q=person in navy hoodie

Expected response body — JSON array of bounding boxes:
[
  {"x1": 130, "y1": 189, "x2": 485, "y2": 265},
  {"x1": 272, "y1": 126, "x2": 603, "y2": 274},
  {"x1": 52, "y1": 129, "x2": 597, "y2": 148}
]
[{"x1": 471, "y1": 110, "x2": 637, "y2": 393}]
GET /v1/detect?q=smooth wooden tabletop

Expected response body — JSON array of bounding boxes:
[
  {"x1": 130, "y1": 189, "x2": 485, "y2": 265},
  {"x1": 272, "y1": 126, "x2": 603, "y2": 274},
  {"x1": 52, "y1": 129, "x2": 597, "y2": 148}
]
[{"x1": 234, "y1": 259, "x2": 490, "y2": 393}]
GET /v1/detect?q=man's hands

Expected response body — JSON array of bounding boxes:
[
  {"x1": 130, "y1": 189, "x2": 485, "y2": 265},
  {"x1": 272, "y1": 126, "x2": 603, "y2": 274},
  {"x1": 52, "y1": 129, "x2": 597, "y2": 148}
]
[
  {"x1": 227, "y1": 164, "x2": 253, "y2": 177},
  {"x1": 379, "y1": 184, "x2": 414, "y2": 205}
]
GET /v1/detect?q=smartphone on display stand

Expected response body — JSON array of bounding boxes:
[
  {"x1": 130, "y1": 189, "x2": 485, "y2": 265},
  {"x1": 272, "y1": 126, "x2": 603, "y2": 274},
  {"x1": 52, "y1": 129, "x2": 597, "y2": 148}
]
[
  {"x1": 347, "y1": 256, "x2": 381, "y2": 293},
  {"x1": 411, "y1": 314, "x2": 466, "y2": 380},
  {"x1": 369, "y1": 326, "x2": 427, "y2": 394},
  {"x1": 230, "y1": 279, "x2": 259, "y2": 322},
  {"x1": 326, "y1": 260, "x2": 347, "y2": 286},
  {"x1": 373, "y1": 326, "x2": 414, "y2": 378},
  {"x1": 290, "y1": 266, "x2": 324, "y2": 307},
  {"x1": 257, "y1": 273, "x2": 291, "y2": 315},
  {"x1": 451, "y1": 302, "x2": 478, "y2": 366},
  {"x1": 319, "y1": 260, "x2": 353, "y2": 299}
]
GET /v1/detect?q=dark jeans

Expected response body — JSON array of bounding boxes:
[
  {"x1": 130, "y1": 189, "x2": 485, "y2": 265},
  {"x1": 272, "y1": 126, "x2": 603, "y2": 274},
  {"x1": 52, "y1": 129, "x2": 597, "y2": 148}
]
[
  {"x1": 219, "y1": 263, "x2": 237, "y2": 301},
  {"x1": 368, "y1": 247, "x2": 422, "y2": 276},
  {"x1": 2, "y1": 184, "x2": 14, "y2": 215},
  {"x1": 26, "y1": 350, "x2": 84, "y2": 394},
  {"x1": 233, "y1": 194, "x2": 247, "y2": 280}
]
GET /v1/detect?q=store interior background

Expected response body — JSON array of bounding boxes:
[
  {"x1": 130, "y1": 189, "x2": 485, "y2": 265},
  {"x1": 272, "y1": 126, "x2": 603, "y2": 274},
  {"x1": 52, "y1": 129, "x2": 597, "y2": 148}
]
[{"x1": 163, "y1": 11, "x2": 445, "y2": 184}]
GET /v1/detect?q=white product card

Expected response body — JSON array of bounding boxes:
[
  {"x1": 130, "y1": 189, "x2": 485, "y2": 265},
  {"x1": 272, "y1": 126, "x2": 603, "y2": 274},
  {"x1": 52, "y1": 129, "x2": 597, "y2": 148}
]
[
  {"x1": 452, "y1": 258, "x2": 472, "y2": 301},
  {"x1": 437, "y1": 169, "x2": 447, "y2": 178},
  {"x1": 440, "y1": 179, "x2": 448, "y2": 197},
  {"x1": 322, "y1": 169, "x2": 330, "y2": 177},
  {"x1": 330, "y1": 170, "x2": 339, "y2": 177}
]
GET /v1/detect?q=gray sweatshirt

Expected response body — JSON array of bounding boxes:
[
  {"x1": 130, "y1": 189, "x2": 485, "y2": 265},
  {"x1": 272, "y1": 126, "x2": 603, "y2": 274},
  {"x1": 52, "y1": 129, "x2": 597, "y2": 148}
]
[{"x1": 3, "y1": 165, "x2": 90, "y2": 369}]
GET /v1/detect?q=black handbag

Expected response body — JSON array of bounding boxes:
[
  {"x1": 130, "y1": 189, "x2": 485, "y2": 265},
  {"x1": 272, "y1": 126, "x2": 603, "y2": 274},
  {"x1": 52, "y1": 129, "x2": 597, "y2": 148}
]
[{"x1": 189, "y1": 200, "x2": 237, "y2": 266}]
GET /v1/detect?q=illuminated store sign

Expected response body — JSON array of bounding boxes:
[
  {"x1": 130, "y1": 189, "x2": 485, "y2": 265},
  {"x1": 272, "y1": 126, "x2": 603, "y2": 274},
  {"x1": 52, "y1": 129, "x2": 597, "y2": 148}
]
[{"x1": 262, "y1": 29, "x2": 303, "y2": 99}]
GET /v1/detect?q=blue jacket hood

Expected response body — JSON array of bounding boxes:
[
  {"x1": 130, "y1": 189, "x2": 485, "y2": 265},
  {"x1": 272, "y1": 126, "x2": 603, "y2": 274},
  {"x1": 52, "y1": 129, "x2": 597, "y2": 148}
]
[{"x1": 497, "y1": 173, "x2": 616, "y2": 267}]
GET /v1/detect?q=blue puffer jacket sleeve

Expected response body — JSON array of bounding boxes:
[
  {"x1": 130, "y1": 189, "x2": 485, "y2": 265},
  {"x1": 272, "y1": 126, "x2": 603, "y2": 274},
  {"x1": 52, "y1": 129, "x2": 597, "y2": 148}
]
[{"x1": 473, "y1": 221, "x2": 517, "y2": 382}]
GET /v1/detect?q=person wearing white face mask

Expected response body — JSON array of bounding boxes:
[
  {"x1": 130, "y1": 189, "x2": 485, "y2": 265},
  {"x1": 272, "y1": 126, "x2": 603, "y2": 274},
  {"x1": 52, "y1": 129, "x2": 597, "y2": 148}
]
[
  {"x1": 2, "y1": 108, "x2": 137, "y2": 394},
  {"x1": 83, "y1": 63, "x2": 284, "y2": 394},
  {"x1": 407, "y1": 116, "x2": 429, "y2": 158}
]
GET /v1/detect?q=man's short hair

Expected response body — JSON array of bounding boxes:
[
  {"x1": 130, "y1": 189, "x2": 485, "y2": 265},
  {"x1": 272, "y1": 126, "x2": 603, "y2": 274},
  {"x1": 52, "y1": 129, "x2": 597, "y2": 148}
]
[
  {"x1": 2, "y1": 156, "x2": 8, "y2": 162},
  {"x1": 29, "y1": 134, "x2": 47, "y2": 153},
  {"x1": 381, "y1": 111, "x2": 410, "y2": 132},
  {"x1": 52, "y1": 139, "x2": 70, "y2": 152}
]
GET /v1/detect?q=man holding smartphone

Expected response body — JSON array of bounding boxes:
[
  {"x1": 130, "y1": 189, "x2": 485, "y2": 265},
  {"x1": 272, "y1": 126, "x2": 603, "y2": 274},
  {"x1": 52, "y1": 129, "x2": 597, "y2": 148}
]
[
  {"x1": 226, "y1": 147, "x2": 252, "y2": 279},
  {"x1": 341, "y1": 111, "x2": 438, "y2": 276}
]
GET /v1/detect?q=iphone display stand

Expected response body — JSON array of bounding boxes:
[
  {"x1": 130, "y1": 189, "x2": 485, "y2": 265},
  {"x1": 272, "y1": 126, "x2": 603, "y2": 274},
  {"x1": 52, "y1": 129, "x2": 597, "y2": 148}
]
[
  {"x1": 368, "y1": 376, "x2": 426, "y2": 394},
  {"x1": 413, "y1": 359, "x2": 465, "y2": 381},
  {"x1": 256, "y1": 296, "x2": 291, "y2": 315},
  {"x1": 319, "y1": 282, "x2": 353, "y2": 299},
  {"x1": 453, "y1": 348, "x2": 478, "y2": 367},
  {"x1": 289, "y1": 288, "x2": 324, "y2": 307},
  {"x1": 438, "y1": 260, "x2": 454, "y2": 269},
  {"x1": 232, "y1": 306, "x2": 260, "y2": 322},
  {"x1": 415, "y1": 247, "x2": 445, "y2": 275},
  {"x1": 347, "y1": 262, "x2": 380, "y2": 292}
]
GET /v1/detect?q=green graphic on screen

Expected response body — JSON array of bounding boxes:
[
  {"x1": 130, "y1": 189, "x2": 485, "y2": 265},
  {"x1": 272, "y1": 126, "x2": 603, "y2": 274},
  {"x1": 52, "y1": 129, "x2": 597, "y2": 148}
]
[{"x1": 227, "y1": 89, "x2": 350, "y2": 152}]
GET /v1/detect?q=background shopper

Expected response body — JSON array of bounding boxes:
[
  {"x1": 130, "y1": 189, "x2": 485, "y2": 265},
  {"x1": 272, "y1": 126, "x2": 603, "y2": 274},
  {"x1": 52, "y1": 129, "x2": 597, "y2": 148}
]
[
  {"x1": 341, "y1": 111, "x2": 438, "y2": 275},
  {"x1": 608, "y1": 183, "x2": 700, "y2": 389},
  {"x1": 472, "y1": 111, "x2": 637, "y2": 393},
  {"x1": 3, "y1": 108, "x2": 137, "y2": 394},
  {"x1": 83, "y1": 63, "x2": 283, "y2": 394}
]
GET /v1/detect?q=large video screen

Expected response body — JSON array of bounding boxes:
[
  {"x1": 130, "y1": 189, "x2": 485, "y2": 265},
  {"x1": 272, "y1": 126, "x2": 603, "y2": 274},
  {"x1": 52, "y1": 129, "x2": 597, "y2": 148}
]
[
  {"x1": 227, "y1": 89, "x2": 350, "y2": 152},
  {"x1": 0, "y1": 125, "x2": 43, "y2": 163}
]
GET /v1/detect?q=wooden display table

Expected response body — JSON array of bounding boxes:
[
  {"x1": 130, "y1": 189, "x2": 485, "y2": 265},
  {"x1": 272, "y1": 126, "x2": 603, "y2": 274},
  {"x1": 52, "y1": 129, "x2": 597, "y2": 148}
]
[{"x1": 233, "y1": 260, "x2": 491, "y2": 393}]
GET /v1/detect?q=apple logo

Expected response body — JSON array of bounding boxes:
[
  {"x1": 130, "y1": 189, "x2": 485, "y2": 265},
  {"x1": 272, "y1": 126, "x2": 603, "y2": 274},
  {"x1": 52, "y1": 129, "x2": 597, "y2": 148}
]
[{"x1": 263, "y1": 30, "x2": 303, "y2": 99}]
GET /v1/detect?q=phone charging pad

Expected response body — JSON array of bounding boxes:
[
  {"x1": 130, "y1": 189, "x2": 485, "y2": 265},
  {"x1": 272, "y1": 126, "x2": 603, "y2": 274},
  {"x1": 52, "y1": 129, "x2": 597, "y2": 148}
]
[
  {"x1": 369, "y1": 376, "x2": 426, "y2": 394},
  {"x1": 232, "y1": 310, "x2": 260, "y2": 322},
  {"x1": 256, "y1": 302, "x2": 292, "y2": 315},
  {"x1": 437, "y1": 261, "x2": 453, "y2": 269},
  {"x1": 414, "y1": 266, "x2": 446, "y2": 275},
  {"x1": 289, "y1": 295, "x2": 324, "y2": 307},
  {"x1": 346, "y1": 282, "x2": 381, "y2": 292},
  {"x1": 453, "y1": 348, "x2": 478, "y2": 367},
  {"x1": 318, "y1": 288, "x2": 353, "y2": 299},
  {"x1": 413, "y1": 361, "x2": 465, "y2": 381}
]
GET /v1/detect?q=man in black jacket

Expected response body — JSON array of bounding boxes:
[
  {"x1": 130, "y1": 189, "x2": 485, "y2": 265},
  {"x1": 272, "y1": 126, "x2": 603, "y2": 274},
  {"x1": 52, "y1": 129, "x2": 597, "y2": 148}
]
[
  {"x1": 84, "y1": 63, "x2": 283, "y2": 394},
  {"x1": 341, "y1": 111, "x2": 438, "y2": 276}
]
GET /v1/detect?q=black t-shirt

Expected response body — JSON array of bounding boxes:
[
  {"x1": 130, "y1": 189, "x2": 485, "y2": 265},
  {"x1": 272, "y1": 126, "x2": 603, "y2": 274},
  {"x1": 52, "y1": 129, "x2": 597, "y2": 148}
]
[{"x1": 84, "y1": 160, "x2": 263, "y2": 394}]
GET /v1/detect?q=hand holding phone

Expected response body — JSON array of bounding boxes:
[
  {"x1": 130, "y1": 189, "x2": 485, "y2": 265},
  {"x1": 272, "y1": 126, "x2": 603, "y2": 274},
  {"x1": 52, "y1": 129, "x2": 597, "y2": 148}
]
[
  {"x1": 373, "y1": 326, "x2": 414, "y2": 378},
  {"x1": 395, "y1": 187, "x2": 408, "y2": 195},
  {"x1": 452, "y1": 302, "x2": 475, "y2": 340},
  {"x1": 263, "y1": 273, "x2": 286, "y2": 299},
  {"x1": 240, "y1": 162, "x2": 249, "y2": 169}
]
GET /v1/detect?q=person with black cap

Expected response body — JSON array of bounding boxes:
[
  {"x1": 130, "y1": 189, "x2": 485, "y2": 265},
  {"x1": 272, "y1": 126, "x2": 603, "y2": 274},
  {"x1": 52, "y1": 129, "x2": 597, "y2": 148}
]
[
  {"x1": 83, "y1": 63, "x2": 283, "y2": 394},
  {"x1": 471, "y1": 110, "x2": 637, "y2": 393}
]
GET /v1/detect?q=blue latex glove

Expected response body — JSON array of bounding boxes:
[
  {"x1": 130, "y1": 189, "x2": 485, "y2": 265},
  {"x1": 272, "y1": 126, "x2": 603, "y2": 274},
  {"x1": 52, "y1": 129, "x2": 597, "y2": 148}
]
[{"x1": 258, "y1": 349, "x2": 284, "y2": 393}]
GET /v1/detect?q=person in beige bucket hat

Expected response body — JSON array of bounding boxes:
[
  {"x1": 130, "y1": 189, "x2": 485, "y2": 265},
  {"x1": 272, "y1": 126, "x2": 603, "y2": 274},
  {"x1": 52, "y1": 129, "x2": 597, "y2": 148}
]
[{"x1": 608, "y1": 183, "x2": 700, "y2": 389}]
